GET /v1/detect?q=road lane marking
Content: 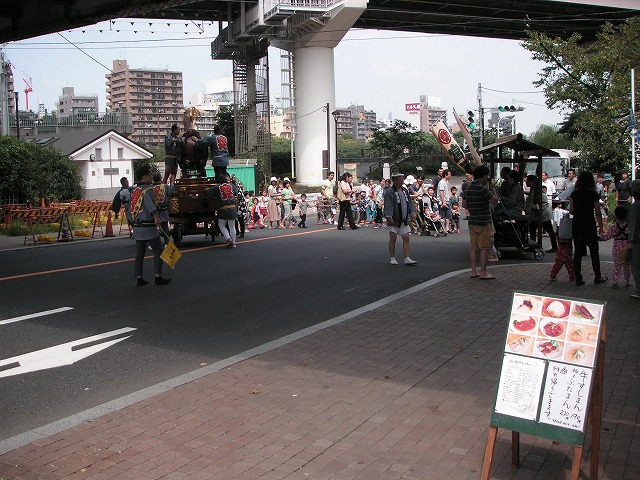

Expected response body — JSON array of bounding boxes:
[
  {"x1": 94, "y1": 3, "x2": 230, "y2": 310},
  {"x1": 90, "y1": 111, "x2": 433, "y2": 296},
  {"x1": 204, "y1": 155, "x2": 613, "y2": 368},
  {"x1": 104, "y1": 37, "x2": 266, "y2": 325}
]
[
  {"x1": 0, "y1": 268, "x2": 469, "y2": 454},
  {"x1": 0, "y1": 307, "x2": 74, "y2": 326},
  {"x1": 0, "y1": 327, "x2": 136, "y2": 378},
  {"x1": 0, "y1": 228, "x2": 333, "y2": 282}
]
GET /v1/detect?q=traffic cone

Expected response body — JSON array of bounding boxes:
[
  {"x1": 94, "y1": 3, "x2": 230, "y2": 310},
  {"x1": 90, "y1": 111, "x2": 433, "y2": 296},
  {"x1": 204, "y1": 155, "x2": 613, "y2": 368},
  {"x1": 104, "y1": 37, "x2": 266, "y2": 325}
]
[
  {"x1": 41, "y1": 197, "x2": 46, "y2": 207},
  {"x1": 104, "y1": 210, "x2": 115, "y2": 237}
]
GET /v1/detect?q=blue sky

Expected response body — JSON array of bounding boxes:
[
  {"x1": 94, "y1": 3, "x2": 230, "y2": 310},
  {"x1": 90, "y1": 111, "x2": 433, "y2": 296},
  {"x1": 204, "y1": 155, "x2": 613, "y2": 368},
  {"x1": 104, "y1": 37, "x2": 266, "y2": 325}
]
[{"x1": 3, "y1": 19, "x2": 563, "y2": 135}]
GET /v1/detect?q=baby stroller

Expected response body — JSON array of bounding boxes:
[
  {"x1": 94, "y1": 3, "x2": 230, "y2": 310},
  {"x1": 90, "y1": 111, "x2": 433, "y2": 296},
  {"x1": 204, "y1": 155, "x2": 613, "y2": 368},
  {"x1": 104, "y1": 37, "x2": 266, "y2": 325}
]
[{"x1": 422, "y1": 208, "x2": 447, "y2": 237}]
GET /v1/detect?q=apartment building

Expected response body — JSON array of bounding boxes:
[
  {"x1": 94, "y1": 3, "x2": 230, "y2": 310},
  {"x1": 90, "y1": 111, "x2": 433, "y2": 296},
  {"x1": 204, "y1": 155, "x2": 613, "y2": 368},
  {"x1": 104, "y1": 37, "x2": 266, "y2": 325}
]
[
  {"x1": 56, "y1": 86, "x2": 99, "y2": 116},
  {"x1": 106, "y1": 59, "x2": 184, "y2": 146},
  {"x1": 333, "y1": 105, "x2": 377, "y2": 140}
]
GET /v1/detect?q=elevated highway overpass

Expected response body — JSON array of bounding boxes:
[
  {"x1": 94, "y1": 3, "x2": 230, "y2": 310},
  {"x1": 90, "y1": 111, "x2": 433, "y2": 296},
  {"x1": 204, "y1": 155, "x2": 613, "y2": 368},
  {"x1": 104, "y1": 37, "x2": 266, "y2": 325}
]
[
  {"x1": 1, "y1": 0, "x2": 638, "y2": 184},
  {"x1": 0, "y1": 0, "x2": 638, "y2": 43}
]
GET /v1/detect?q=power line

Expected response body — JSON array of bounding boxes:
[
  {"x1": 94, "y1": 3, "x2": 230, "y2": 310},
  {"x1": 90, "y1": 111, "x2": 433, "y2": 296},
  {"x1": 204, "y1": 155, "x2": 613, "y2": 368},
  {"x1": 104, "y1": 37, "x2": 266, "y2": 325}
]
[{"x1": 482, "y1": 87, "x2": 541, "y2": 95}]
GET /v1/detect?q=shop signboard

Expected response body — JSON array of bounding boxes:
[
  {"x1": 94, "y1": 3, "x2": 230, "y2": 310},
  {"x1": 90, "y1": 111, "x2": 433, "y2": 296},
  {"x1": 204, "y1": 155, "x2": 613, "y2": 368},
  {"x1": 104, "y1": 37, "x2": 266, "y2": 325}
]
[{"x1": 491, "y1": 291, "x2": 605, "y2": 445}]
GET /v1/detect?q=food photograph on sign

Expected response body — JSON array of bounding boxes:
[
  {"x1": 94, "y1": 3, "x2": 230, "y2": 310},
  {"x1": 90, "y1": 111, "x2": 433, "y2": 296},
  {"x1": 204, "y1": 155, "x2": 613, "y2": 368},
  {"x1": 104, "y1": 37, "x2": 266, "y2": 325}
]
[
  {"x1": 541, "y1": 298, "x2": 571, "y2": 319},
  {"x1": 506, "y1": 294, "x2": 602, "y2": 368},
  {"x1": 512, "y1": 293, "x2": 542, "y2": 316}
]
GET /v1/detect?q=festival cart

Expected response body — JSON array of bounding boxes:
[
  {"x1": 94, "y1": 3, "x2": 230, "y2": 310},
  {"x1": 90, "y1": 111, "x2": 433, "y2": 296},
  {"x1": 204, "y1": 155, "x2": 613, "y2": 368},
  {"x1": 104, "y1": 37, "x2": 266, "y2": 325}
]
[{"x1": 477, "y1": 134, "x2": 559, "y2": 261}]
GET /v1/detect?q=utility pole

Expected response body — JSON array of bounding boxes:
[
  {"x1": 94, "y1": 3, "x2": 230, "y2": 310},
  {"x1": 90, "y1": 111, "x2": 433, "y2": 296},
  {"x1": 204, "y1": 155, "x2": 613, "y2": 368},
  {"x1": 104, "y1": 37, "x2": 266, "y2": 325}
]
[
  {"x1": 14, "y1": 91, "x2": 19, "y2": 139},
  {"x1": 477, "y1": 83, "x2": 484, "y2": 148}
]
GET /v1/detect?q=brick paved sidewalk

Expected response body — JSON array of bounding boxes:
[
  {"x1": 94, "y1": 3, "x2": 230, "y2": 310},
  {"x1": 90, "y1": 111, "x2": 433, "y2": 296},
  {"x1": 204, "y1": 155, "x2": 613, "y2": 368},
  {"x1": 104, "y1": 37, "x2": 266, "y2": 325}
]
[{"x1": 0, "y1": 262, "x2": 638, "y2": 480}]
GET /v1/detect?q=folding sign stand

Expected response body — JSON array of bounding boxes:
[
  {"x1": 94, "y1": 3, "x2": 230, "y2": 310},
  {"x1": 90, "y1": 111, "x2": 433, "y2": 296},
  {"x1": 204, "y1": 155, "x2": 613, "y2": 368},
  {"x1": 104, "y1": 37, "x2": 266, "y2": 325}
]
[{"x1": 481, "y1": 292, "x2": 606, "y2": 480}]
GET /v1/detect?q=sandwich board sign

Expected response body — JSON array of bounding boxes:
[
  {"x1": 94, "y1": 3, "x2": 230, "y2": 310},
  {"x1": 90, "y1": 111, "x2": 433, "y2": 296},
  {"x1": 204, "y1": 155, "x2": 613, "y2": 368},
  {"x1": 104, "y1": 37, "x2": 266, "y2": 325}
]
[{"x1": 481, "y1": 290, "x2": 606, "y2": 479}]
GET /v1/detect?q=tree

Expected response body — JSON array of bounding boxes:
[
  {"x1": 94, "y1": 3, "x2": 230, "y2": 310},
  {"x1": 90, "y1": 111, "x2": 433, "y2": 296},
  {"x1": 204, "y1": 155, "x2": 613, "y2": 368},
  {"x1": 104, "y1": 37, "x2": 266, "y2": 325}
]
[
  {"x1": 337, "y1": 133, "x2": 369, "y2": 159},
  {"x1": 0, "y1": 135, "x2": 82, "y2": 203},
  {"x1": 523, "y1": 18, "x2": 640, "y2": 174},
  {"x1": 528, "y1": 124, "x2": 576, "y2": 150},
  {"x1": 270, "y1": 135, "x2": 292, "y2": 176},
  {"x1": 370, "y1": 120, "x2": 424, "y2": 162}
]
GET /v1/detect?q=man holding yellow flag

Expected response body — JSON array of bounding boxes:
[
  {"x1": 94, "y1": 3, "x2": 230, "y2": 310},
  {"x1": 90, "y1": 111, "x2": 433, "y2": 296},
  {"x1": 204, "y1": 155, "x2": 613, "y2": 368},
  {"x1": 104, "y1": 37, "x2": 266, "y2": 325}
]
[{"x1": 130, "y1": 164, "x2": 172, "y2": 286}]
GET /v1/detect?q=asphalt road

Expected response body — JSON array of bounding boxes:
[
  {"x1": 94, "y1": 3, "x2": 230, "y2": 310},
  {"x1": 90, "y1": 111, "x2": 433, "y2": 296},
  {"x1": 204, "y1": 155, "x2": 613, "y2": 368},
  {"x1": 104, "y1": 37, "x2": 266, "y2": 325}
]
[{"x1": 0, "y1": 222, "x2": 556, "y2": 441}]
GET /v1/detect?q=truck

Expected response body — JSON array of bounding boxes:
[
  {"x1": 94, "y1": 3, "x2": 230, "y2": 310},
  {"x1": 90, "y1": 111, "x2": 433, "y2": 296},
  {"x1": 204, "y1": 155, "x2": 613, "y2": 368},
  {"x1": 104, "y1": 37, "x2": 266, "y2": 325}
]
[{"x1": 541, "y1": 149, "x2": 579, "y2": 192}]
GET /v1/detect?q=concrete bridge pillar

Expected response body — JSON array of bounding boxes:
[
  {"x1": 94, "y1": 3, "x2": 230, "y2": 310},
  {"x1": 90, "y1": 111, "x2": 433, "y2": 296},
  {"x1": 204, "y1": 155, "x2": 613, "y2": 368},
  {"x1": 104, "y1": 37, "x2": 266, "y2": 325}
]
[
  {"x1": 292, "y1": 0, "x2": 367, "y2": 186},
  {"x1": 293, "y1": 46, "x2": 335, "y2": 186}
]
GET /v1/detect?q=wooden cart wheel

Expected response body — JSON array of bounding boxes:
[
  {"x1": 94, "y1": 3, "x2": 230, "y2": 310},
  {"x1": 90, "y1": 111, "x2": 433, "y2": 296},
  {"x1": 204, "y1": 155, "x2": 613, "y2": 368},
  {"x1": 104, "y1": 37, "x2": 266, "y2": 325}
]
[{"x1": 172, "y1": 224, "x2": 183, "y2": 247}]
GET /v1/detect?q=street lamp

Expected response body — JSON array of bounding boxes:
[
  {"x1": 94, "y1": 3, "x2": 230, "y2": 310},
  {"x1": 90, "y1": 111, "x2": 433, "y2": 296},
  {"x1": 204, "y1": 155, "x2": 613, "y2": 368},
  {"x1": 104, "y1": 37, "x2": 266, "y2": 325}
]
[{"x1": 331, "y1": 110, "x2": 340, "y2": 179}]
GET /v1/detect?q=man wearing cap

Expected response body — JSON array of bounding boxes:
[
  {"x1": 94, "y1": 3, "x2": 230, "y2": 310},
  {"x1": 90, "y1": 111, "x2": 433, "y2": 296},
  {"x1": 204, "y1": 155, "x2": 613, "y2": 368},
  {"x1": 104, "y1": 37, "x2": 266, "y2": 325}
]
[
  {"x1": 627, "y1": 180, "x2": 640, "y2": 299},
  {"x1": 383, "y1": 172, "x2": 417, "y2": 265},
  {"x1": 404, "y1": 175, "x2": 418, "y2": 234}
]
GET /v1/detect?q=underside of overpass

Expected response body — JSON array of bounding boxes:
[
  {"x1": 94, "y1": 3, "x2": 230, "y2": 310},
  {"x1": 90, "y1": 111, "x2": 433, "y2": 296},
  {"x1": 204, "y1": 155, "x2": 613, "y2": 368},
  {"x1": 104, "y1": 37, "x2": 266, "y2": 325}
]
[
  {"x1": 0, "y1": 0, "x2": 637, "y2": 43},
  {"x1": 1, "y1": 0, "x2": 637, "y2": 183}
]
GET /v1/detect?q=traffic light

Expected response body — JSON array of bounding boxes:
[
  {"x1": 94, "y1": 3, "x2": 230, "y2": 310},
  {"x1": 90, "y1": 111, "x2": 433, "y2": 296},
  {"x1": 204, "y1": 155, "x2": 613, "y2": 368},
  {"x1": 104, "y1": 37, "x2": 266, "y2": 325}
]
[
  {"x1": 467, "y1": 110, "x2": 476, "y2": 130},
  {"x1": 498, "y1": 105, "x2": 525, "y2": 112}
]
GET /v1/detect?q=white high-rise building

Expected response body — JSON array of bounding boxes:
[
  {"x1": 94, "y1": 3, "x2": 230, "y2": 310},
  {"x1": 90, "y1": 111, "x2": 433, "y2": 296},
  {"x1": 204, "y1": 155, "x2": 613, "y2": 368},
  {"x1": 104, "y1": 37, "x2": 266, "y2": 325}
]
[{"x1": 187, "y1": 77, "x2": 234, "y2": 133}]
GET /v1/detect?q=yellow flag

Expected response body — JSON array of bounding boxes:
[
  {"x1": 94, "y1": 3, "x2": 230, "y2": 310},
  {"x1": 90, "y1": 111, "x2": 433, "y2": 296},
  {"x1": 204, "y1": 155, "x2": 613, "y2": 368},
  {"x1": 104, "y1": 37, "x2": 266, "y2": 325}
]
[
  {"x1": 160, "y1": 240, "x2": 182, "y2": 269},
  {"x1": 429, "y1": 120, "x2": 468, "y2": 174}
]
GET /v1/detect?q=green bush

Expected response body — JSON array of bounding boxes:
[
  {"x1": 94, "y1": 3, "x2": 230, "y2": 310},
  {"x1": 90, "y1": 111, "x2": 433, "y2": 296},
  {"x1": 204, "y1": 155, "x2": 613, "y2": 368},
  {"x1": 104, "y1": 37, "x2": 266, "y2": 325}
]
[{"x1": 0, "y1": 135, "x2": 82, "y2": 203}]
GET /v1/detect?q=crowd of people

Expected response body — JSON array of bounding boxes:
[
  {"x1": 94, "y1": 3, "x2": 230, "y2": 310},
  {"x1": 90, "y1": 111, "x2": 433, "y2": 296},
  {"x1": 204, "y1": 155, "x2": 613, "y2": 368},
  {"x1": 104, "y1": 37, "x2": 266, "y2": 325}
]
[{"x1": 120, "y1": 140, "x2": 640, "y2": 297}]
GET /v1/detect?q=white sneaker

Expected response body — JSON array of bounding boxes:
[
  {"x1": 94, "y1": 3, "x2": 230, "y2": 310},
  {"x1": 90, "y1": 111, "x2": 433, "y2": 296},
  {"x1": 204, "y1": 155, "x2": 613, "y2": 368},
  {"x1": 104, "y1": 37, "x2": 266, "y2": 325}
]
[
  {"x1": 404, "y1": 257, "x2": 417, "y2": 266},
  {"x1": 389, "y1": 258, "x2": 398, "y2": 265}
]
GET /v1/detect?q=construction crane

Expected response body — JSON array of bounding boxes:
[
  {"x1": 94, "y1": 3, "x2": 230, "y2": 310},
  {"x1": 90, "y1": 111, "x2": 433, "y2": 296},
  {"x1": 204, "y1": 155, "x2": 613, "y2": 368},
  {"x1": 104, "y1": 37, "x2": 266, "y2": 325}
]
[{"x1": 23, "y1": 77, "x2": 32, "y2": 110}]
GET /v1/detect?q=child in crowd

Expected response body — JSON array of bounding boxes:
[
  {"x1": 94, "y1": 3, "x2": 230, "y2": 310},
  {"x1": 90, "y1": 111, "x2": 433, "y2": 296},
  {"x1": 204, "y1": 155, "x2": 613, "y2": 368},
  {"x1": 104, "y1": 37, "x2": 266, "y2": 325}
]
[
  {"x1": 549, "y1": 206, "x2": 575, "y2": 282},
  {"x1": 366, "y1": 195, "x2": 377, "y2": 225},
  {"x1": 315, "y1": 197, "x2": 326, "y2": 224},
  {"x1": 599, "y1": 206, "x2": 632, "y2": 288},
  {"x1": 553, "y1": 200, "x2": 568, "y2": 235},
  {"x1": 425, "y1": 186, "x2": 440, "y2": 214},
  {"x1": 298, "y1": 194, "x2": 308, "y2": 228},
  {"x1": 449, "y1": 186, "x2": 461, "y2": 234},
  {"x1": 357, "y1": 191, "x2": 368, "y2": 226},
  {"x1": 258, "y1": 190, "x2": 269, "y2": 219},
  {"x1": 248, "y1": 197, "x2": 265, "y2": 229}
]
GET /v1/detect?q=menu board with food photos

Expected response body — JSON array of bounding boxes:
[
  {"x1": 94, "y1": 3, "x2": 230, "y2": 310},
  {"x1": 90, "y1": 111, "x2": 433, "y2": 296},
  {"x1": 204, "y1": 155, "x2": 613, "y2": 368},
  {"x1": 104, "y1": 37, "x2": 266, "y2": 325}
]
[{"x1": 490, "y1": 290, "x2": 605, "y2": 446}]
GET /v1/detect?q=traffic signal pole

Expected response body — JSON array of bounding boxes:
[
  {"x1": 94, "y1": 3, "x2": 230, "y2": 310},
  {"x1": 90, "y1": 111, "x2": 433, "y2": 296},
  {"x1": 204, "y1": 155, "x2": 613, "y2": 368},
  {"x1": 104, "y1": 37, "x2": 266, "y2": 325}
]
[{"x1": 478, "y1": 83, "x2": 485, "y2": 148}]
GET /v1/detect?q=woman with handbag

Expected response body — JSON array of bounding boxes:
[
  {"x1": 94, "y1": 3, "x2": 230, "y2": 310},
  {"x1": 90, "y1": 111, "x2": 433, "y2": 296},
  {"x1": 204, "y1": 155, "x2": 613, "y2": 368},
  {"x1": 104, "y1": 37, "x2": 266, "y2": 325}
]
[{"x1": 336, "y1": 172, "x2": 358, "y2": 230}]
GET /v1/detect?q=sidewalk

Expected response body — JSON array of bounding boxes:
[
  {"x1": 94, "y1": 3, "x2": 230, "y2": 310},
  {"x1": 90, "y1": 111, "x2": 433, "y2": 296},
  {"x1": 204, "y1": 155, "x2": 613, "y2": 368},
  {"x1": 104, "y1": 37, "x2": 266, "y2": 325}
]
[
  {"x1": 0, "y1": 262, "x2": 638, "y2": 480},
  {"x1": 0, "y1": 231, "x2": 128, "y2": 252}
]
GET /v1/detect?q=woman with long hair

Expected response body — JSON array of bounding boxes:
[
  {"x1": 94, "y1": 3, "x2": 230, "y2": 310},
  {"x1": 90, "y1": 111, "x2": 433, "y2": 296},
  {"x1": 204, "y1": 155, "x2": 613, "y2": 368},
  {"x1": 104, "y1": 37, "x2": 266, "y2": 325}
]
[{"x1": 570, "y1": 171, "x2": 607, "y2": 285}]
